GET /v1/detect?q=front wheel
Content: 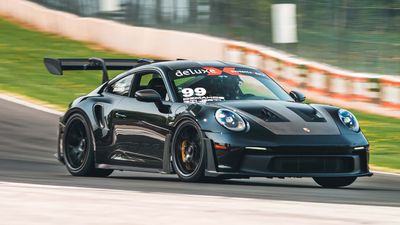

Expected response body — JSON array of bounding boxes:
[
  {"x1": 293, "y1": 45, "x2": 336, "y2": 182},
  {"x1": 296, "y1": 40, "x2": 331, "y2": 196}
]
[
  {"x1": 63, "y1": 113, "x2": 113, "y2": 177},
  {"x1": 313, "y1": 177, "x2": 357, "y2": 188},
  {"x1": 171, "y1": 120, "x2": 206, "y2": 182}
]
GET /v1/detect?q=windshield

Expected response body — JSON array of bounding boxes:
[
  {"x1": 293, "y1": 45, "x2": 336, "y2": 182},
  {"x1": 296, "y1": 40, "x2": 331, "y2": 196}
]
[{"x1": 170, "y1": 67, "x2": 293, "y2": 103}]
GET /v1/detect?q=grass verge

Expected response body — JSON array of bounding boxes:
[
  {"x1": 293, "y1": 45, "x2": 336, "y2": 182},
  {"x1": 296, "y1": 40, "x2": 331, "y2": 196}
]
[
  {"x1": 0, "y1": 17, "x2": 399, "y2": 170},
  {"x1": 354, "y1": 110, "x2": 400, "y2": 170},
  {"x1": 0, "y1": 17, "x2": 132, "y2": 107}
]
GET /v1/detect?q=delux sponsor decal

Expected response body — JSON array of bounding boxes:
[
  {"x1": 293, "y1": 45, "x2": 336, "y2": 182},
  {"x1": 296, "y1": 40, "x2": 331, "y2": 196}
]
[
  {"x1": 175, "y1": 67, "x2": 263, "y2": 77},
  {"x1": 175, "y1": 68, "x2": 215, "y2": 77},
  {"x1": 175, "y1": 67, "x2": 241, "y2": 77}
]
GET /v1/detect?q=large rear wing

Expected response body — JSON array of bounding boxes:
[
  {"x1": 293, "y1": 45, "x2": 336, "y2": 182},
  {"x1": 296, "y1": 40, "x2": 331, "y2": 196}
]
[{"x1": 44, "y1": 57, "x2": 164, "y2": 83}]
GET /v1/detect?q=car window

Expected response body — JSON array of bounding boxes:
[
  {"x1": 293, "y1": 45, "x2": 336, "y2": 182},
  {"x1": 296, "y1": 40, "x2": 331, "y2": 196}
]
[
  {"x1": 108, "y1": 75, "x2": 133, "y2": 96},
  {"x1": 133, "y1": 72, "x2": 170, "y2": 101},
  {"x1": 171, "y1": 67, "x2": 293, "y2": 103},
  {"x1": 139, "y1": 73, "x2": 155, "y2": 86},
  {"x1": 238, "y1": 75, "x2": 279, "y2": 99}
]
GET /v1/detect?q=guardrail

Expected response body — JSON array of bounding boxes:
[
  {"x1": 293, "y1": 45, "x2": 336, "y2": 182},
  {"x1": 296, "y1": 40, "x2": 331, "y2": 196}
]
[
  {"x1": 0, "y1": 0, "x2": 399, "y2": 118},
  {"x1": 224, "y1": 44, "x2": 400, "y2": 111}
]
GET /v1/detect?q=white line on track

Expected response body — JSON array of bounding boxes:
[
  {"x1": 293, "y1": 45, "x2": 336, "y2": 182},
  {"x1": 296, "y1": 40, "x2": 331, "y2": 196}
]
[
  {"x1": 0, "y1": 93, "x2": 62, "y2": 116},
  {"x1": 0, "y1": 181, "x2": 399, "y2": 225},
  {"x1": 373, "y1": 171, "x2": 400, "y2": 177}
]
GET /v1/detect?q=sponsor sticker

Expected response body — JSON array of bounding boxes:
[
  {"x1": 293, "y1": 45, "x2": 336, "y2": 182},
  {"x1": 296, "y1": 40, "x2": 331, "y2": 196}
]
[
  {"x1": 183, "y1": 96, "x2": 225, "y2": 103},
  {"x1": 181, "y1": 87, "x2": 207, "y2": 97},
  {"x1": 174, "y1": 67, "x2": 264, "y2": 77},
  {"x1": 179, "y1": 86, "x2": 224, "y2": 103},
  {"x1": 175, "y1": 68, "x2": 216, "y2": 77}
]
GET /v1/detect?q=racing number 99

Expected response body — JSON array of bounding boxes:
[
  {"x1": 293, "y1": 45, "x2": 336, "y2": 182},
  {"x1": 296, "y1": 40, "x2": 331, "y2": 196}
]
[{"x1": 182, "y1": 87, "x2": 206, "y2": 97}]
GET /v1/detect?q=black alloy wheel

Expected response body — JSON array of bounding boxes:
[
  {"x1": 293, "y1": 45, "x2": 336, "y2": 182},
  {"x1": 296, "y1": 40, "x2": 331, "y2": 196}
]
[
  {"x1": 172, "y1": 120, "x2": 205, "y2": 182},
  {"x1": 63, "y1": 114, "x2": 113, "y2": 177},
  {"x1": 65, "y1": 119, "x2": 89, "y2": 170}
]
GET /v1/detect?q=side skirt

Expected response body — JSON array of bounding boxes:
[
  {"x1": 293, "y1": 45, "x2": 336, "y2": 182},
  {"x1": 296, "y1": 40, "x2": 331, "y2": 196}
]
[{"x1": 96, "y1": 163, "x2": 162, "y2": 173}]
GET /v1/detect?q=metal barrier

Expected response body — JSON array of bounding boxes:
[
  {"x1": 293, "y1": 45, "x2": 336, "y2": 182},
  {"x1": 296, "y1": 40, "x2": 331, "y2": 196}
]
[
  {"x1": 381, "y1": 77, "x2": 400, "y2": 109},
  {"x1": 225, "y1": 44, "x2": 400, "y2": 111}
]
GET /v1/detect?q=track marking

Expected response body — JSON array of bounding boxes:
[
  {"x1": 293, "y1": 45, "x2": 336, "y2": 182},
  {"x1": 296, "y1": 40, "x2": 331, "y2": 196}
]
[
  {"x1": 0, "y1": 181, "x2": 399, "y2": 225},
  {"x1": 373, "y1": 171, "x2": 400, "y2": 177},
  {"x1": 0, "y1": 93, "x2": 62, "y2": 116}
]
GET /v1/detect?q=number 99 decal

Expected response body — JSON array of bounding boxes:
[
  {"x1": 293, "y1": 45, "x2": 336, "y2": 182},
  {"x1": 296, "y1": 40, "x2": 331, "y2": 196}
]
[{"x1": 182, "y1": 87, "x2": 206, "y2": 97}]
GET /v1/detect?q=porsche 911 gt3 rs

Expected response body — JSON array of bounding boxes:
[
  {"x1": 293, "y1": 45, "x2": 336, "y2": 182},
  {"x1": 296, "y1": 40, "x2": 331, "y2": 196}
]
[{"x1": 44, "y1": 57, "x2": 372, "y2": 188}]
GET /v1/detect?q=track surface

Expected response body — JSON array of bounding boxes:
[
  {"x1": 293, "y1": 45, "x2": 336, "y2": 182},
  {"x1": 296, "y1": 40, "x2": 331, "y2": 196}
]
[{"x1": 1, "y1": 98, "x2": 399, "y2": 207}]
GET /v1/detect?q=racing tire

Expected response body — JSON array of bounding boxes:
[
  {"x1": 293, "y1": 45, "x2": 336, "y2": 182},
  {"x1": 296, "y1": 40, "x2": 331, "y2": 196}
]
[
  {"x1": 63, "y1": 113, "x2": 113, "y2": 177},
  {"x1": 171, "y1": 119, "x2": 206, "y2": 182},
  {"x1": 313, "y1": 177, "x2": 357, "y2": 188}
]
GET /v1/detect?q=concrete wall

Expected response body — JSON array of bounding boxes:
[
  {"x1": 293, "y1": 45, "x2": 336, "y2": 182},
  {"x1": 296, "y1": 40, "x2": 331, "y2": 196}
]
[
  {"x1": 0, "y1": 0, "x2": 225, "y2": 60},
  {"x1": 0, "y1": 0, "x2": 399, "y2": 118}
]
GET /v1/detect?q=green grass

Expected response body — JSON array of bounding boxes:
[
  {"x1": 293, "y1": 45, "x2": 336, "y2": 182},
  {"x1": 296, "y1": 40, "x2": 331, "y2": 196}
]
[
  {"x1": 354, "y1": 111, "x2": 400, "y2": 170},
  {"x1": 0, "y1": 17, "x2": 399, "y2": 170},
  {"x1": 0, "y1": 18, "x2": 134, "y2": 106}
]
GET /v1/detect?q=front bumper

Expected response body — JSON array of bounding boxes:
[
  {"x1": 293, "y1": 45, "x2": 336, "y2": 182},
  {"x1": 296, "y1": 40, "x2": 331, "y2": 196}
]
[{"x1": 203, "y1": 132, "x2": 372, "y2": 178}]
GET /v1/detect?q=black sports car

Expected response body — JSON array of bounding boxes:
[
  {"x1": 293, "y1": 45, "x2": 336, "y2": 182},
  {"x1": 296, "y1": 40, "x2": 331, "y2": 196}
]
[{"x1": 44, "y1": 57, "x2": 372, "y2": 188}]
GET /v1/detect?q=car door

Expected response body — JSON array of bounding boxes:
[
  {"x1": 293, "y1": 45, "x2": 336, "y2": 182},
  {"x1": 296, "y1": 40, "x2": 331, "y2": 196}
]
[
  {"x1": 107, "y1": 70, "x2": 171, "y2": 169},
  {"x1": 95, "y1": 73, "x2": 135, "y2": 166}
]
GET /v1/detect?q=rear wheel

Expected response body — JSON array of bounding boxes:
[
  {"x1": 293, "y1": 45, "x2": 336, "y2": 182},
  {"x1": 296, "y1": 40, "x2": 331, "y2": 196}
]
[
  {"x1": 171, "y1": 120, "x2": 205, "y2": 182},
  {"x1": 313, "y1": 177, "x2": 357, "y2": 188},
  {"x1": 63, "y1": 114, "x2": 113, "y2": 177}
]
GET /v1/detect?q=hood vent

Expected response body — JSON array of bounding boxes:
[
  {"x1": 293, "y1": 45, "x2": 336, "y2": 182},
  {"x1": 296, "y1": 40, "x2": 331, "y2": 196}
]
[
  {"x1": 244, "y1": 108, "x2": 289, "y2": 122},
  {"x1": 287, "y1": 107, "x2": 326, "y2": 122}
]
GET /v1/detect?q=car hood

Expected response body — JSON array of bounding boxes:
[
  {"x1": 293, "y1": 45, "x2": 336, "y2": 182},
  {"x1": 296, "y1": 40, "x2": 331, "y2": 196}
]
[{"x1": 212, "y1": 100, "x2": 340, "y2": 135}]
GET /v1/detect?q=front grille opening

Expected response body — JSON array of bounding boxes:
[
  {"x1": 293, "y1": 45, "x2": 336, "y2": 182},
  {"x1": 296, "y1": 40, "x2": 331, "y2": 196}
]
[{"x1": 269, "y1": 157, "x2": 354, "y2": 173}]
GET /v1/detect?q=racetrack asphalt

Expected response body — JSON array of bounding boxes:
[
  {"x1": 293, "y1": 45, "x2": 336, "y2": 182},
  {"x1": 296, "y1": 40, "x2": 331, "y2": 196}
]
[{"x1": 1, "y1": 97, "x2": 400, "y2": 207}]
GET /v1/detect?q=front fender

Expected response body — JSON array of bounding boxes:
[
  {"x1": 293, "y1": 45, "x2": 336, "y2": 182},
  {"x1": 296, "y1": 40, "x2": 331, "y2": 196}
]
[{"x1": 172, "y1": 103, "x2": 230, "y2": 133}]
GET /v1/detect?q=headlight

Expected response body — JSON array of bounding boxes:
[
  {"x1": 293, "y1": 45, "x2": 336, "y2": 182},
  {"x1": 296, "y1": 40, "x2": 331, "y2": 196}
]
[
  {"x1": 215, "y1": 109, "x2": 246, "y2": 132},
  {"x1": 338, "y1": 109, "x2": 360, "y2": 132}
]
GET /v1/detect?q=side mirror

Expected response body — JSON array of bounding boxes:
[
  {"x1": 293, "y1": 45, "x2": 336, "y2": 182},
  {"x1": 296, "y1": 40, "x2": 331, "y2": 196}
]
[
  {"x1": 135, "y1": 89, "x2": 170, "y2": 113},
  {"x1": 289, "y1": 90, "x2": 306, "y2": 102},
  {"x1": 135, "y1": 89, "x2": 162, "y2": 103}
]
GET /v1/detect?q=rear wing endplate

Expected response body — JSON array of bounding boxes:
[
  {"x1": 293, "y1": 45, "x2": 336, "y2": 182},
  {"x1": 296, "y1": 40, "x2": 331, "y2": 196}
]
[{"x1": 44, "y1": 57, "x2": 162, "y2": 83}]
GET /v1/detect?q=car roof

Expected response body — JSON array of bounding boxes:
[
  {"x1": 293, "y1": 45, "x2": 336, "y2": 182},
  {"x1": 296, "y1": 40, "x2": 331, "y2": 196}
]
[
  {"x1": 150, "y1": 60, "x2": 256, "y2": 71},
  {"x1": 111, "y1": 60, "x2": 259, "y2": 82}
]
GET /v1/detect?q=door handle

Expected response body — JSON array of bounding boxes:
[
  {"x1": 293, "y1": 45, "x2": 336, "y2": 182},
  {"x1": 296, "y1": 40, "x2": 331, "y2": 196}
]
[{"x1": 115, "y1": 112, "x2": 127, "y2": 119}]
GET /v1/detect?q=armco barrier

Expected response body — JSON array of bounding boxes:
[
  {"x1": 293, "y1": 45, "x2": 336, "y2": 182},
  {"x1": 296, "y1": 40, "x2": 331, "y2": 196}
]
[
  {"x1": 350, "y1": 74, "x2": 380, "y2": 103},
  {"x1": 0, "y1": 0, "x2": 399, "y2": 118},
  {"x1": 279, "y1": 59, "x2": 305, "y2": 87},
  {"x1": 380, "y1": 77, "x2": 400, "y2": 109},
  {"x1": 305, "y1": 63, "x2": 329, "y2": 95},
  {"x1": 328, "y1": 69, "x2": 352, "y2": 100},
  {"x1": 224, "y1": 44, "x2": 244, "y2": 64},
  {"x1": 261, "y1": 53, "x2": 281, "y2": 80},
  {"x1": 225, "y1": 44, "x2": 400, "y2": 117}
]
